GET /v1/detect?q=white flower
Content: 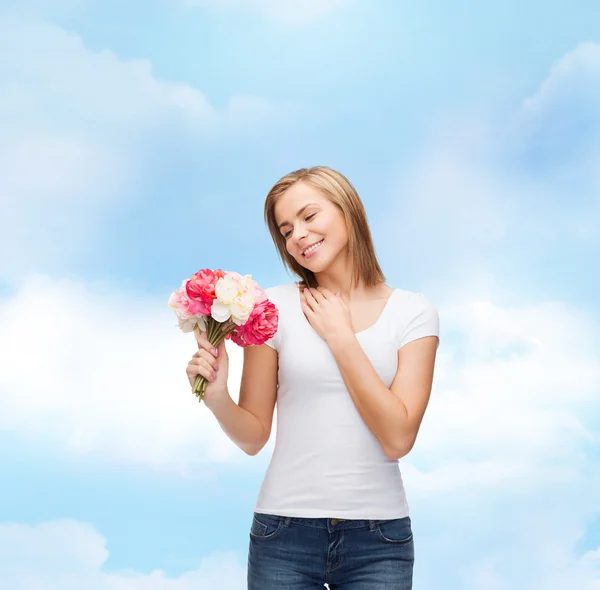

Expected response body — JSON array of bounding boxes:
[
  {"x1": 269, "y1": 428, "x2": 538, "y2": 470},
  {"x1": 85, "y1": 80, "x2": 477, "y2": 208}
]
[
  {"x1": 212, "y1": 272, "x2": 257, "y2": 325},
  {"x1": 177, "y1": 314, "x2": 206, "y2": 333}
]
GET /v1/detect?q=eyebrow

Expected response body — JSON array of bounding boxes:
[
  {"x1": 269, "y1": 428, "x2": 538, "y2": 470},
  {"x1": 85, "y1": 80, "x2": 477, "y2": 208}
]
[{"x1": 278, "y1": 203, "x2": 318, "y2": 230}]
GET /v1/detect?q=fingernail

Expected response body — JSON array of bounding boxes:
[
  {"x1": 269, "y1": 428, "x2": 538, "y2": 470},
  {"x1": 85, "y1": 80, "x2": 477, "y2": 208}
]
[
  {"x1": 214, "y1": 364, "x2": 219, "y2": 370},
  {"x1": 213, "y1": 348, "x2": 218, "y2": 356}
]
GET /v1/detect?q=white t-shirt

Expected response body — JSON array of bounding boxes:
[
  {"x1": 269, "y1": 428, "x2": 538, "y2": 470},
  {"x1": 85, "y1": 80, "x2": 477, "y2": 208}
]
[{"x1": 253, "y1": 281, "x2": 439, "y2": 520}]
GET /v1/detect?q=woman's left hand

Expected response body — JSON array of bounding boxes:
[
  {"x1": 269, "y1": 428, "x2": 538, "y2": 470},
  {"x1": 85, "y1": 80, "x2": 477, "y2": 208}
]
[{"x1": 301, "y1": 287, "x2": 354, "y2": 343}]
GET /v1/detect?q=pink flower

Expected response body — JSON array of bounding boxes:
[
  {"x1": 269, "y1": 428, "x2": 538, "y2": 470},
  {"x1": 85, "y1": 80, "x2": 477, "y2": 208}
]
[
  {"x1": 253, "y1": 284, "x2": 268, "y2": 304},
  {"x1": 169, "y1": 268, "x2": 280, "y2": 402},
  {"x1": 186, "y1": 295, "x2": 211, "y2": 316},
  {"x1": 229, "y1": 298, "x2": 279, "y2": 347},
  {"x1": 185, "y1": 268, "x2": 224, "y2": 315},
  {"x1": 168, "y1": 280, "x2": 194, "y2": 318}
]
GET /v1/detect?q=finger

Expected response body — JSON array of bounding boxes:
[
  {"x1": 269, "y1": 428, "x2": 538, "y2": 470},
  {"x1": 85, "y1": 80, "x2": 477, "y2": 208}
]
[
  {"x1": 195, "y1": 328, "x2": 219, "y2": 357},
  {"x1": 300, "y1": 290, "x2": 311, "y2": 312},
  {"x1": 303, "y1": 288, "x2": 317, "y2": 308},
  {"x1": 217, "y1": 338, "x2": 228, "y2": 356},
  {"x1": 316, "y1": 285, "x2": 333, "y2": 297},
  {"x1": 300, "y1": 296, "x2": 315, "y2": 317},
  {"x1": 189, "y1": 358, "x2": 217, "y2": 380},
  {"x1": 195, "y1": 329, "x2": 210, "y2": 346},
  {"x1": 193, "y1": 349, "x2": 217, "y2": 366},
  {"x1": 310, "y1": 288, "x2": 326, "y2": 304},
  {"x1": 198, "y1": 357, "x2": 218, "y2": 379}
]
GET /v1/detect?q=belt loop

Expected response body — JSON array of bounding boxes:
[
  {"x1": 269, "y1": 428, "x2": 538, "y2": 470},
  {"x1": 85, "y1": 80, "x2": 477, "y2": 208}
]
[
  {"x1": 369, "y1": 519, "x2": 377, "y2": 532},
  {"x1": 283, "y1": 516, "x2": 292, "y2": 528}
]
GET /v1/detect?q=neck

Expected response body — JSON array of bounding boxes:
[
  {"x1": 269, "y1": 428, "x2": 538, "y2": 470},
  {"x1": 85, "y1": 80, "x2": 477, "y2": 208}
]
[{"x1": 313, "y1": 254, "x2": 369, "y2": 301}]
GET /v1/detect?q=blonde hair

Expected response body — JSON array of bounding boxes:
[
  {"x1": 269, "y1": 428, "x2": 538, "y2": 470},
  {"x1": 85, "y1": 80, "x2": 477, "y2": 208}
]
[{"x1": 264, "y1": 166, "x2": 386, "y2": 289}]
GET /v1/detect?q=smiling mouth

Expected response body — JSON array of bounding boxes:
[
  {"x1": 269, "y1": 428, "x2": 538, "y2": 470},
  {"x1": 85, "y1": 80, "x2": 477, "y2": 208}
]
[{"x1": 302, "y1": 239, "x2": 324, "y2": 257}]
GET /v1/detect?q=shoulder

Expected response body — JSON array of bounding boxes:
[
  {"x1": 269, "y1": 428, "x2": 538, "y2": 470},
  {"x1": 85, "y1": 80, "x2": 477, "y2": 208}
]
[
  {"x1": 263, "y1": 281, "x2": 299, "y2": 306},
  {"x1": 261, "y1": 281, "x2": 298, "y2": 351},
  {"x1": 390, "y1": 288, "x2": 440, "y2": 349},
  {"x1": 393, "y1": 288, "x2": 438, "y2": 313}
]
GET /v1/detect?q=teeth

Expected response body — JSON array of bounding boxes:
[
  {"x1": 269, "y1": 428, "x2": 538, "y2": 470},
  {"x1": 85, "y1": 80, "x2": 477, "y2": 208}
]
[{"x1": 303, "y1": 240, "x2": 323, "y2": 256}]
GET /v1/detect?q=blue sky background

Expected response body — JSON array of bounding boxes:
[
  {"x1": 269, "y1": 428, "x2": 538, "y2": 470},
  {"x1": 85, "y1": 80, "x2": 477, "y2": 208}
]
[{"x1": 1, "y1": 1, "x2": 599, "y2": 588}]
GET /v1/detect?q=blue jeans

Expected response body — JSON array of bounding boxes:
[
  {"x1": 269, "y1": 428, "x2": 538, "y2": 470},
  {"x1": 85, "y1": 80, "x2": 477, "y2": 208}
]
[{"x1": 247, "y1": 512, "x2": 414, "y2": 589}]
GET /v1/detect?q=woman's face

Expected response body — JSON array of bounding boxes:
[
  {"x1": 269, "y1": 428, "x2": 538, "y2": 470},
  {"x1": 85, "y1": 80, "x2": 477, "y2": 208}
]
[{"x1": 274, "y1": 181, "x2": 349, "y2": 272}]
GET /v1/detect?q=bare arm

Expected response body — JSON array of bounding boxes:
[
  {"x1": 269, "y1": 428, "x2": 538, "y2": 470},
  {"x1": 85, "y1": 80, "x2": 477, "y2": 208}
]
[
  {"x1": 327, "y1": 333, "x2": 438, "y2": 460},
  {"x1": 205, "y1": 343, "x2": 278, "y2": 456},
  {"x1": 300, "y1": 286, "x2": 439, "y2": 460}
]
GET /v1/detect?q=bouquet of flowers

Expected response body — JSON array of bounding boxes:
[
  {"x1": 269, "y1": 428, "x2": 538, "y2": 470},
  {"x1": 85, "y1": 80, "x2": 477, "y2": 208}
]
[{"x1": 168, "y1": 268, "x2": 279, "y2": 401}]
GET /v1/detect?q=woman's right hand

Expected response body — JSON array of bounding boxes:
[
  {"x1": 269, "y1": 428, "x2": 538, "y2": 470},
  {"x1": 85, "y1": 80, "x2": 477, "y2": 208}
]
[{"x1": 186, "y1": 329, "x2": 230, "y2": 405}]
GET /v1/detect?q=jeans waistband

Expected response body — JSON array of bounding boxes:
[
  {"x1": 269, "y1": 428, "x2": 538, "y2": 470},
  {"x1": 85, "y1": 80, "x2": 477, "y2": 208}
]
[{"x1": 253, "y1": 512, "x2": 406, "y2": 531}]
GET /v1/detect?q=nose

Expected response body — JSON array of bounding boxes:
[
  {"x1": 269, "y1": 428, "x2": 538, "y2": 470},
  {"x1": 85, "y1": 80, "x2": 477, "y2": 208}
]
[{"x1": 292, "y1": 224, "x2": 309, "y2": 244}]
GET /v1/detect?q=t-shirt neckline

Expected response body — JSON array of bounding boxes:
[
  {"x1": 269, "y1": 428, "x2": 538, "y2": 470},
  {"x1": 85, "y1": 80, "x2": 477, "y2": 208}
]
[{"x1": 291, "y1": 282, "x2": 397, "y2": 337}]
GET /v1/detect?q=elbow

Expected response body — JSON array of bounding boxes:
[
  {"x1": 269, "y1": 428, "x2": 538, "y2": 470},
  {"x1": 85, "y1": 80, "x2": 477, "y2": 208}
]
[
  {"x1": 383, "y1": 437, "x2": 415, "y2": 461},
  {"x1": 242, "y1": 443, "x2": 264, "y2": 456},
  {"x1": 242, "y1": 423, "x2": 271, "y2": 456},
  {"x1": 384, "y1": 446, "x2": 408, "y2": 461},
  {"x1": 242, "y1": 435, "x2": 269, "y2": 456}
]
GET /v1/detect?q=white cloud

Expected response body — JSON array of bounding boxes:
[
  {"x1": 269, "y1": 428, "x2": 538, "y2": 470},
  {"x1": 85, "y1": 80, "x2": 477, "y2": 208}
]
[
  {"x1": 382, "y1": 42, "x2": 600, "y2": 590},
  {"x1": 413, "y1": 298, "x2": 598, "y2": 463},
  {"x1": 384, "y1": 42, "x2": 600, "y2": 287},
  {"x1": 0, "y1": 17, "x2": 216, "y2": 143},
  {"x1": 0, "y1": 25, "x2": 598, "y2": 590},
  {"x1": 0, "y1": 15, "x2": 274, "y2": 131},
  {"x1": 521, "y1": 42, "x2": 600, "y2": 122},
  {"x1": 0, "y1": 520, "x2": 247, "y2": 590},
  {"x1": 1, "y1": 513, "x2": 599, "y2": 590},
  {"x1": 399, "y1": 296, "x2": 600, "y2": 587},
  {"x1": 0, "y1": 16, "x2": 287, "y2": 283},
  {"x1": 516, "y1": 41, "x2": 600, "y2": 196},
  {"x1": 0, "y1": 273, "x2": 277, "y2": 469},
  {"x1": 183, "y1": 0, "x2": 354, "y2": 25}
]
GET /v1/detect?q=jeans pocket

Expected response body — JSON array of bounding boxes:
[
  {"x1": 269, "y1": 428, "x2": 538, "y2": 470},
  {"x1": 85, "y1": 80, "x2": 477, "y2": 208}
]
[
  {"x1": 249, "y1": 512, "x2": 284, "y2": 540},
  {"x1": 375, "y1": 516, "x2": 414, "y2": 544}
]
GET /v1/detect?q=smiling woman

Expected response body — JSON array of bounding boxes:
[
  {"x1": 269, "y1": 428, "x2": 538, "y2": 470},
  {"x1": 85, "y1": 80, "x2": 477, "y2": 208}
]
[
  {"x1": 264, "y1": 166, "x2": 386, "y2": 291},
  {"x1": 204, "y1": 166, "x2": 439, "y2": 589}
]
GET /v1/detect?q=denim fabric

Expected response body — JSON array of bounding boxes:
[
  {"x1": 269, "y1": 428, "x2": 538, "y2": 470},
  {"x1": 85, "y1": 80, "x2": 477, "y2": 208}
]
[{"x1": 247, "y1": 512, "x2": 414, "y2": 589}]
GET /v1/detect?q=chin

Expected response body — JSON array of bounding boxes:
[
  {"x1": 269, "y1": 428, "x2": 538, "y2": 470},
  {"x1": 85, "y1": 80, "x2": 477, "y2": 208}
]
[{"x1": 302, "y1": 257, "x2": 330, "y2": 273}]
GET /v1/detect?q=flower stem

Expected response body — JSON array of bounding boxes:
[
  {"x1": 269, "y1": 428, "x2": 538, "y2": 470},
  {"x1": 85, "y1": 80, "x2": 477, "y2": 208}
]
[{"x1": 192, "y1": 318, "x2": 237, "y2": 402}]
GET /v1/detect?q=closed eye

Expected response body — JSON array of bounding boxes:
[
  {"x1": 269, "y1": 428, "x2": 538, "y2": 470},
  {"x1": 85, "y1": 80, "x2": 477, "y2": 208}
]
[{"x1": 282, "y1": 213, "x2": 317, "y2": 239}]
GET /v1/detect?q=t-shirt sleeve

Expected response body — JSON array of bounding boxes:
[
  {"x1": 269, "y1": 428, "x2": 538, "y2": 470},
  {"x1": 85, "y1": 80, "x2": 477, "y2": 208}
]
[
  {"x1": 398, "y1": 294, "x2": 440, "y2": 350},
  {"x1": 262, "y1": 286, "x2": 282, "y2": 351}
]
